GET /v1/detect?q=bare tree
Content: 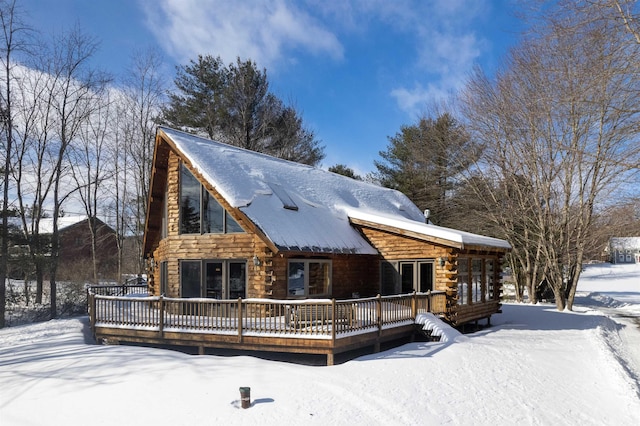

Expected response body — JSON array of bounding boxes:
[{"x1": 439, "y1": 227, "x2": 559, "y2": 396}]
[
  {"x1": 108, "y1": 98, "x2": 135, "y2": 281},
  {"x1": 0, "y1": 1, "x2": 31, "y2": 324},
  {"x1": 13, "y1": 62, "x2": 57, "y2": 305},
  {"x1": 119, "y1": 48, "x2": 165, "y2": 275},
  {"x1": 46, "y1": 27, "x2": 108, "y2": 318},
  {"x1": 11, "y1": 25, "x2": 108, "y2": 317},
  {"x1": 461, "y1": 1, "x2": 640, "y2": 310},
  {"x1": 610, "y1": 0, "x2": 640, "y2": 42},
  {"x1": 68, "y1": 89, "x2": 112, "y2": 284}
]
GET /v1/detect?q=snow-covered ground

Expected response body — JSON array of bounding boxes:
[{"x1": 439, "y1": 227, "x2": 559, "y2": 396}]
[{"x1": 1, "y1": 263, "x2": 639, "y2": 425}]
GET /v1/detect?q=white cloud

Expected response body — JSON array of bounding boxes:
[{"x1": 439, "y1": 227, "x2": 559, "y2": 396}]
[
  {"x1": 388, "y1": 0, "x2": 489, "y2": 116},
  {"x1": 141, "y1": 0, "x2": 343, "y2": 70},
  {"x1": 140, "y1": 0, "x2": 494, "y2": 117},
  {"x1": 390, "y1": 83, "x2": 454, "y2": 119}
]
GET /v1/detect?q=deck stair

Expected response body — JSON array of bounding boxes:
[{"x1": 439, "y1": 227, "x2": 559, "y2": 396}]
[{"x1": 415, "y1": 313, "x2": 466, "y2": 343}]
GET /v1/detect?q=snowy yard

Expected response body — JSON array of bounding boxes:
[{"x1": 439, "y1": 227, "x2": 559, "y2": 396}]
[{"x1": 1, "y1": 263, "x2": 640, "y2": 425}]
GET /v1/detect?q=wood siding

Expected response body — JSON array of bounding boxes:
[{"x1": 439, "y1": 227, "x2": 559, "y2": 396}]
[{"x1": 356, "y1": 226, "x2": 458, "y2": 295}]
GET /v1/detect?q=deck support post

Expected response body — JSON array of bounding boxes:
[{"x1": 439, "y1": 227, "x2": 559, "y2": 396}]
[
  {"x1": 198, "y1": 346, "x2": 205, "y2": 355},
  {"x1": 327, "y1": 353, "x2": 334, "y2": 366}
]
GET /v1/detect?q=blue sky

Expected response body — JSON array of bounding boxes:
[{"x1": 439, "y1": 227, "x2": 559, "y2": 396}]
[{"x1": 26, "y1": 0, "x2": 523, "y2": 175}]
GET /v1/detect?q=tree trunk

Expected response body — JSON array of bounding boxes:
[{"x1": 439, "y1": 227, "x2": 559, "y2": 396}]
[{"x1": 35, "y1": 264, "x2": 43, "y2": 304}]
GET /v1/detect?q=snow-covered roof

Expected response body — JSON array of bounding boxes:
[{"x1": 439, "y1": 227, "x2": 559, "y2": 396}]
[
  {"x1": 610, "y1": 237, "x2": 640, "y2": 250},
  {"x1": 346, "y1": 208, "x2": 512, "y2": 250},
  {"x1": 38, "y1": 215, "x2": 88, "y2": 234},
  {"x1": 158, "y1": 127, "x2": 510, "y2": 253}
]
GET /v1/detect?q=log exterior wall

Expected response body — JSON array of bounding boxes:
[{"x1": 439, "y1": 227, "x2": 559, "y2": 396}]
[
  {"x1": 356, "y1": 226, "x2": 458, "y2": 296},
  {"x1": 267, "y1": 253, "x2": 380, "y2": 299},
  {"x1": 356, "y1": 225, "x2": 506, "y2": 324}
]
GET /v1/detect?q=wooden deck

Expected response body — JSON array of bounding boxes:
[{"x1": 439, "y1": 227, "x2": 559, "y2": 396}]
[{"x1": 87, "y1": 287, "x2": 448, "y2": 365}]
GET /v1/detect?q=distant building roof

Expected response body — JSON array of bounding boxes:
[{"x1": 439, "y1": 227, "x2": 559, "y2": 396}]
[
  {"x1": 610, "y1": 237, "x2": 640, "y2": 250},
  {"x1": 39, "y1": 215, "x2": 88, "y2": 234}
]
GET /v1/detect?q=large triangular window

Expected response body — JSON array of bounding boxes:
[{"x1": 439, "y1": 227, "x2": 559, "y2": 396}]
[{"x1": 180, "y1": 163, "x2": 243, "y2": 234}]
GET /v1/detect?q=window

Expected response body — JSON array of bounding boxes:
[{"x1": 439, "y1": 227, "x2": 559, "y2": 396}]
[
  {"x1": 180, "y1": 260, "x2": 201, "y2": 298},
  {"x1": 288, "y1": 260, "x2": 331, "y2": 297},
  {"x1": 458, "y1": 258, "x2": 469, "y2": 305},
  {"x1": 381, "y1": 261, "x2": 399, "y2": 295},
  {"x1": 400, "y1": 263, "x2": 414, "y2": 293},
  {"x1": 180, "y1": 163, "x2": 243, "y2": 234},
  {"x1": 485, "y1": 259, "x2": 495, "y2": 301},
  {"x1": 472, "y1": 259, "x2": 483, "y2": 303},
  {"x1": 180, "y1": 259, "x2": 246, "y2": 299},
  {"x1": 459, "y1": 257, "x2": 499, "y2": 305},
  {"x1": 160, "y1": 261, "x2": 168, "y2": 295},
  {"x1": 161, "y1": 183, "x2": 168, "y2": 238},
  {"x1": 380, "y1": 260, "x2": 434, "y2": 295}
]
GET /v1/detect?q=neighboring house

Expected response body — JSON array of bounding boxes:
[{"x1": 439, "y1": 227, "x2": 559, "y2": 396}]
[
  {"x1": 143, "y1": 127, "x2": 511, "y2": 326},
  {"x1": 608, "y1": 237, "x2": 640, "y2": 264},
  {"x1": 40, "y1": 215, "x2": 118, "y2": 281}
]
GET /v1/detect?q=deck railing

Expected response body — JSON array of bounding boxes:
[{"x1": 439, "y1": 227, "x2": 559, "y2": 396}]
[
  {"x1": 88, "y1": 283, "x2": 148, "y2": 297},
  {"x1": 88, "y1": 289, "x2": 447, "y2": 340}
]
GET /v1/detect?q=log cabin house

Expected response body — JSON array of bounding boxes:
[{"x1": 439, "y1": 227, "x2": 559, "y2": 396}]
[
  {"x1": 143, "y1": 127, "x2": 510, "y2": 324},
  {"x1": 88, "y1": 127, "x2": 510, "y2": 365}
]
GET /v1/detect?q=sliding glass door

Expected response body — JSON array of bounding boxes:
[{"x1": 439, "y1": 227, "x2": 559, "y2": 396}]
[
  {"x1": 399, "y1": 260, "x2": 434, "y2": 293},
  {"x1": 180, "y1": 260, "x2": 246, "y2": 299}
]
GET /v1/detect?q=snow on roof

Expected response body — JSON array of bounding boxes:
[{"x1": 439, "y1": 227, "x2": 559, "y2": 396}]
[
  {"x1": 610, "y1": 237, "x2": 640, "y2": 250},
  {"x1": 159, "y1": 127, "x2": 510, "y2": 253},
  {"x1": 345, "y1": 208, "x2": 512, "y2": 250},
  {"x1": 39, "y1": 215, "x2": 88, "y2": 234}
]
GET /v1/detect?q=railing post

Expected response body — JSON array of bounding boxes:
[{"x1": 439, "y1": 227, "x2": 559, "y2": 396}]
[
  {"x1": 427, "y1": 290, "x2": 432, "y2": 313},
  {"x1": 237, "y1": 298, "x2": 243, "y2": 342},
  {"x1": 89, "y1": 292, "x2": 96, "y2": 333},
  {"x1": 158, "y1": 295, "x2": 165, "y2": 336},
  {"x1": 376, "y1": 294, "x2": 382, "y2": 333},
  {"x1": 331, "y1": 299, "x2": 336, "y2": 343},
  {"x1": 411, "y1": 291, "x2": 417, "y2": 318}
]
